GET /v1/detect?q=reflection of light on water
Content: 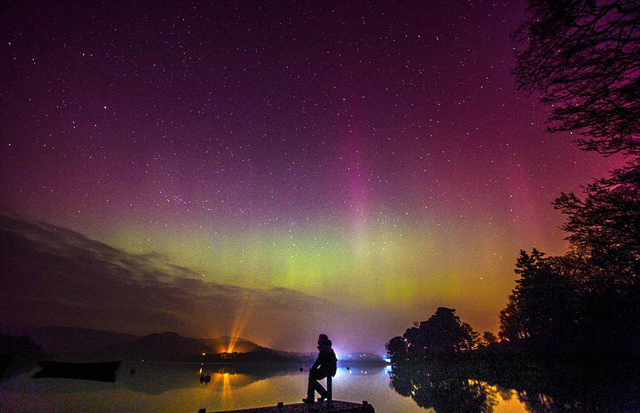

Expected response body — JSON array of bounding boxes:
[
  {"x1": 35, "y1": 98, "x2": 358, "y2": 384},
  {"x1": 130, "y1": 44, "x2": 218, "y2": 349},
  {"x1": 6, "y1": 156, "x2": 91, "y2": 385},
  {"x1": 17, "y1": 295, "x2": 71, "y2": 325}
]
[
  {"x1": 208, "y1": 373, "x2": 234, "y2": 404},
  {"x1": 222, "y1": 373, "x2": 232, "y2": 401},
  {"x1": 2, "y1": 361, "x2": 534, "y2": 413},
  {"x1": 337, "y1": 366, "x2": 384, "y2": 378},
  {"x1": 476, "y1": 382, "x2": 529, "y2": 413}
]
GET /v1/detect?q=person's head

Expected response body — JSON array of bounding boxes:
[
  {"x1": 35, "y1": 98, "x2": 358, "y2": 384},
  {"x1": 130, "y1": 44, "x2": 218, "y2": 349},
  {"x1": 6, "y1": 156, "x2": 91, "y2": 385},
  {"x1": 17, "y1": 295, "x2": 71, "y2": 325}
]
[{"x1": 318, "y1": 334, "x2": 329, "y2": 345}]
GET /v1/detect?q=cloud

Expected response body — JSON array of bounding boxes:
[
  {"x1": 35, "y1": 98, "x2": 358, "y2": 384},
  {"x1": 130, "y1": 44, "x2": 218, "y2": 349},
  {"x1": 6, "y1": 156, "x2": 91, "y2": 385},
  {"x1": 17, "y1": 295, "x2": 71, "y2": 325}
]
[{"x1": 0, "y1": 214, "x2": 350, "y2": 352}]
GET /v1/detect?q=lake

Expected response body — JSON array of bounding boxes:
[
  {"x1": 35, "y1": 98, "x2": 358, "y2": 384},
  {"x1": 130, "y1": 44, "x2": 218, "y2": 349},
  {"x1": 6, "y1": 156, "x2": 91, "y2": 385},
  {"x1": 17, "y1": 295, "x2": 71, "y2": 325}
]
[{"x1": 0, "y1": 360, "x2": 637, "y2": 412}]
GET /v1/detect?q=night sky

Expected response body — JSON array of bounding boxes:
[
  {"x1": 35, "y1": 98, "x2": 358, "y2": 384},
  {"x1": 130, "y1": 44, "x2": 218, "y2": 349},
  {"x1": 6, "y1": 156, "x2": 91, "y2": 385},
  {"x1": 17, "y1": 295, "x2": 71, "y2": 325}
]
[{"x1": 0, "y1": 1, "x2": 624, "y2": 352}]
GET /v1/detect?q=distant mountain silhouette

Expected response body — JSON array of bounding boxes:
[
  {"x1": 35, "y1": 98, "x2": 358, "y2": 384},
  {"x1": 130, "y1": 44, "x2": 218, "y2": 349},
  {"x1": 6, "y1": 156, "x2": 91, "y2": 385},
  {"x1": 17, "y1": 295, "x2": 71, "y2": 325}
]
[
  {"x1": 0, "y1": 326, "x2": 138, "y2": 354},
  {"x1": 103, "y1": 331, "x2": 266, "y2": 361},
  {"x1": 1, "y1": 325, "x2": 301, "y2": 362},
  {"x1": 110, "y1": 331, "x2": 208, "y2": 358}
]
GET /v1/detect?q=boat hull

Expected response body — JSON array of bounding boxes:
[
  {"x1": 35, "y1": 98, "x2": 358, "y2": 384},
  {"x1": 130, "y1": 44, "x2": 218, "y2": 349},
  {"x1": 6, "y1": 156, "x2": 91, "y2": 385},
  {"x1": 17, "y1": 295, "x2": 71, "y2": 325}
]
[{"x1": 33, "y1": 360, "x2": 121, "y2": 382}]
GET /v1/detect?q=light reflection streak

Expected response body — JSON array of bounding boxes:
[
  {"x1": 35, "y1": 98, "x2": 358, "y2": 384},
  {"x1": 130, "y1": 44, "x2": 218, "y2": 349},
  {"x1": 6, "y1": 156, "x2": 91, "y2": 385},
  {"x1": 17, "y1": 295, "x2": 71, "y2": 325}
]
[{"x1": 222, "y1": 373, "x2": 232, "y2": 402}]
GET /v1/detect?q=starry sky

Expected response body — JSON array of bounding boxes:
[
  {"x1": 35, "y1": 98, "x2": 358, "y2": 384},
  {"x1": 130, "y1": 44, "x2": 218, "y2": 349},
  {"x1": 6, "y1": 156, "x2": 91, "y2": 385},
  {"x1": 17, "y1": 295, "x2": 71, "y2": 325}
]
[{"x1": 0, "y1": 1, "x2": 624, "y2": 351}]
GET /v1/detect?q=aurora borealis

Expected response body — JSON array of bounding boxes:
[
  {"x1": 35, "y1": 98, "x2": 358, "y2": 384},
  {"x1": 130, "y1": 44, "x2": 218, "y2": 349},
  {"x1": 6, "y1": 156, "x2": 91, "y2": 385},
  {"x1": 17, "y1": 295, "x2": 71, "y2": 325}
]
[{"x1": 0, "y1": 1, "x2": 624, "y2": 353}]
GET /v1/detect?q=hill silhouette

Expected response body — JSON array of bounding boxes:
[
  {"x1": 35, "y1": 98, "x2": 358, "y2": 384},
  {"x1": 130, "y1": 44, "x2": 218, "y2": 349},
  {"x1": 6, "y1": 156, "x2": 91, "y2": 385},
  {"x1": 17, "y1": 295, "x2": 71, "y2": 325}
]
[
  {"x1": 2, "y1": 325, "x2": 302, "y2": 363},
  {"x1": 1, "y1": 326, "x2": 138, "y2": 354},
  {"x1": 103, "y1": 331, "x2": 279, "y2": 362}
]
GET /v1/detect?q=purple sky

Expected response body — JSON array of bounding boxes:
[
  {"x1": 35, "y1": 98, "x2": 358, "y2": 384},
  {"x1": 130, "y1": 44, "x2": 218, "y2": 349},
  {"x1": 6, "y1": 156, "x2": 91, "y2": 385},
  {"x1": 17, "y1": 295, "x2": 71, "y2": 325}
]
[{"x1": 0, "y1": 1, "x2": 624, "y2": 352}]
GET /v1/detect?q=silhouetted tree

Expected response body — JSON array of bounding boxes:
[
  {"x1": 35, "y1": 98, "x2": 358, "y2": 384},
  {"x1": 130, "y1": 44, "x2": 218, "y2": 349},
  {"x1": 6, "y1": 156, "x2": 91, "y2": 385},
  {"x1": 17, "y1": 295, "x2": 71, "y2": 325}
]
[
  {"x1": 403, "y1": 307, "x2": 480, "y2": 355},
  {"x1": 555, "y1": 162, "x2": 640, "y2": 257},
  {"x1": 401, "y1": 325, "x2": 422, "y2": 355},
  {"x1": 385, "y1": 336, "x2": 407, "y2": 360},
  {"x1": 500, "y1": 246, "x2": 640, "y2": 352},
  {"x1": 554, "y1": 162, "x2": 640, "y2": 350},
  {"x1": 513, "y1": 0, "x2": 640, "y2": 156},
  {"x1": 499, "y1": 250, "x2": 584, "y2": 347},
  {"x1": 499, "y1": 299, "x2": 526, "y2": 342},
  {"x1": 482, "y1": 332, "x2": 498, "y2": 345}
]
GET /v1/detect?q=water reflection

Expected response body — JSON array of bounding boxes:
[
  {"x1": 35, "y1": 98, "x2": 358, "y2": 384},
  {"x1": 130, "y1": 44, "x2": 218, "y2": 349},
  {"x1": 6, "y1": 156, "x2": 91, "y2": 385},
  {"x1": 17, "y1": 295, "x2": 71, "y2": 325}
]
[
  {"x1": 0, "y1": 362, "x2": 310, "y2": 413},
  {"x1": 221, "y1": 372, "x2": 232, "y2": 404},
  {"x1": 389, "y1": 362, "x2": 496, "y2": 413},
  {"x1": 3, "y1": 360, "x2": 638, "y2": 413},
  {"x1": 388, "y1": 358, "x2": 640, "y2": 412},
  {"x1": 118, "y1": 361, "x2": 299, "y2": 395}
]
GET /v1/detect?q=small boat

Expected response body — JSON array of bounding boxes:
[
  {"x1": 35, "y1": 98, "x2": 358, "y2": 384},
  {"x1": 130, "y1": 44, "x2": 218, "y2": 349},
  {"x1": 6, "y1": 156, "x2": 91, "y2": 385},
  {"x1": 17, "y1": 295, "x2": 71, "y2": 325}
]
[
  {"x1": 33, "y1": 360, "x2": 121, "y2": 382},
  {"x1": 0, "y1": 355, "x2": 11, "y2": 377}
]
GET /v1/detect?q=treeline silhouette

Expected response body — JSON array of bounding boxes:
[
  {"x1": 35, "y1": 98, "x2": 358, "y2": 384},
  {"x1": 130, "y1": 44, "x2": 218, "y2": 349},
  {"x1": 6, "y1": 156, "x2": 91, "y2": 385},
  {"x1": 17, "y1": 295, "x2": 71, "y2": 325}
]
[{"x1": 499, "y1": 247, "x2": 640, "y2": 355}]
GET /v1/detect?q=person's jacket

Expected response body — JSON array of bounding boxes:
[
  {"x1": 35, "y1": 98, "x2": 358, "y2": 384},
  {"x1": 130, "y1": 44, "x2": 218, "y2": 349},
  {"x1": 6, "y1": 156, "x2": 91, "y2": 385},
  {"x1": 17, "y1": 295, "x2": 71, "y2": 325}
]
[{"x1": 312, "y1": 342, "x2": 337, "y2": 377}]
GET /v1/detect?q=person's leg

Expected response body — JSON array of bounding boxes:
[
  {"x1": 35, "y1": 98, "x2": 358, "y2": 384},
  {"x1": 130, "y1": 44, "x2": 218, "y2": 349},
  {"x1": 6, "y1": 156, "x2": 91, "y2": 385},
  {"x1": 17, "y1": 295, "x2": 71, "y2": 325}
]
[
  {"x1": 305, "y1": 370, "x2": 329, "y2": 402},
  {"x1": 314, "y1": 380, "x2": 327, "y2": 398},
  {"x1": 312, "y1": 371, "x2": 329, "y2": 399},
  {"x1": 305, "y1": 370, "x2": 320, "y2": 402},
  {"x1": 306, "y1": 374, "x2": 316, "y2": 399}
]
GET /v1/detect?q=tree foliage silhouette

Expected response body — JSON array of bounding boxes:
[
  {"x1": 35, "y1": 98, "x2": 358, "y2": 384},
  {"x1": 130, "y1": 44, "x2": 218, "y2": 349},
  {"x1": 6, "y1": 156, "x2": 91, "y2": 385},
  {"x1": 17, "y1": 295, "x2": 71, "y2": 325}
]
[
  {"x1": 385, "y1": 336, "x2": 407, "y2": 359},
  {"x1": 482, "y1": 332, "x2": 498, "y2": 345},
  {"x1": 413, "y1": 307, "x2": 479, "y2": 354},
  {"x1": 499, "y1": 250, "x2": 582, "y2": 346},
  {"x1": 500, "y1": 247, "x2": 640, "y2": 351},
  {"x1": 555, "y1": 162, "x2": 640, "y2": 257},
  {"x1": 388, "y1": 308, "x2": 480, "y2": 358},
  {"x1": 513, "y1": 0, "x2": 640, "y2": 156}
]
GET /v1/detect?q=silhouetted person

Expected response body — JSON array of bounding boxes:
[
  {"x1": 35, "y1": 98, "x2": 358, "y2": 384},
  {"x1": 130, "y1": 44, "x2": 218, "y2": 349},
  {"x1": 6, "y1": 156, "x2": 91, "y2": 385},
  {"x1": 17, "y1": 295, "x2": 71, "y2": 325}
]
[{"x1": 303, "y1": 334, "x2": 337, "y2": 404}]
